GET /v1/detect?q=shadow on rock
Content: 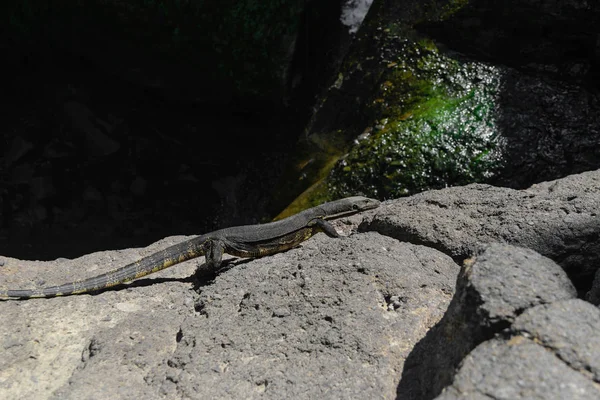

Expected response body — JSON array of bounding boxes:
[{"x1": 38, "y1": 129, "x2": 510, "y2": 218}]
[{"x1": 396, "y1": 243, "x2": 577, "y2": 399}]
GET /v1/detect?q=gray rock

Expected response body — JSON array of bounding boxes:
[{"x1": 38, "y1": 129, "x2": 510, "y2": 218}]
[
  {"x1": 436, "y1": 298, "x2": 600, "y2": 400},
  {"x1": 396, "y1": 243, "x2": 576, "y2": 399},
  {"x1": 436, "y1": 337, "x2": 600, "y2": 400},
  {"x1": 0, "y1": 236, "x2": 200, "y2": 400},
  {"x1": 0, "y1": 230, "x2": 459, "y2": 399},
  {"x1": 366, "y1": 169, "x2": 600, "y2": 288},
  {"x1": 512, "y1": 299, "x2": 600, "y2": 382},
  {"x1": 467, "y1": 244, "x2": 577, "y2": 327},
  {"x1": 151, "y1": 233, "x2": 458, "y2": 399},
  {"x1": 0, "y1": 170, "x2": 596, "y2": 399}
]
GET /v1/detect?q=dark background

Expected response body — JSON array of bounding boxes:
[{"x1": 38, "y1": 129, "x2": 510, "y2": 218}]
[{"x1": 0, "y1": 0, "x2": 353, "y2": 260}]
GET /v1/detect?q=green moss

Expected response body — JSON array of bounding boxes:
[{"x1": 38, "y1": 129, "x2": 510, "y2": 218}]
[
  {"x1": 273, "y1": 178, "x2": 330, "y2": 220},
  {"x1": 439, "y1": 0, "x2": 470, "y2": 21},
  {"x1": 329, "y1": 39, "x2": 505, "y2": 199}
]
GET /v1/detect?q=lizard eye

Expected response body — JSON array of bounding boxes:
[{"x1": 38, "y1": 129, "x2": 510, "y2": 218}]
[{"x1": 352, "y1": 204, "x2": 359, "y2": 210}]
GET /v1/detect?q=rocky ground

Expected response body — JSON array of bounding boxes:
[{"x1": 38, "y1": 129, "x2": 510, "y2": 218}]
[{"x1": 1, "y1": 169, "x2": 599, "y2": 399}]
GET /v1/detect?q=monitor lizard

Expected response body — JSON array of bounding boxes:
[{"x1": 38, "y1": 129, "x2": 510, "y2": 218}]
[{"x1": 0, "y1": 196, "x2": 380, "y2": 299}]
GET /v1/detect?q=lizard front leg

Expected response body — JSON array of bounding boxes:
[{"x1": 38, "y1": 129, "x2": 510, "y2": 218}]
[{"x1": 312, "y1": 218, "x2": 340, "y2": 238}]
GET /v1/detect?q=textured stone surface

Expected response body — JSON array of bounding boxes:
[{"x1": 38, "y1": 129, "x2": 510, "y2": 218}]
[
  {"x1": 0, "y1": 230, "x2": 458, "y2": 399},
  {"x1": 0, "y1": 236, "x2": 199, "y2": 400},
  {"x1": 366, "y1": 169, "x2": 600, "y2": 288},
  {"x1": 436, "y1": 337, "x2": 600, "y2": 400},
  {"x1": 2, "y1": 0, "x2": 600, "y2": 397},
  {"x1": 2, "y1": 169, "x2": 599, "y2": 399},
  {"x1": 396, "y1": 243, "x2": 577, "y2": 400},
  {"x1": 150, "y1": 232, "x2": 458, "y2": 399},
  {"x1": 512, "y1": 299, "x2": 600, "y2": 382},
  {"x1": 467, "y1": 244, "x2": 577, "y2": 327},
  {"x1": 437, "y1": 299, "x2": 600, "y2": 399}
]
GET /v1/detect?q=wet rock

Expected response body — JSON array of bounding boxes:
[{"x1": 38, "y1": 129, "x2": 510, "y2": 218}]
[{"x1": 419, "y1": 0, "x2": 600, "y2": 84}]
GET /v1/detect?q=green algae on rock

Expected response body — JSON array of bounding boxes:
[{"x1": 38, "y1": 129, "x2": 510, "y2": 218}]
[{"x1": 329, "y1": 39, "x2": 505, "y2": 199}]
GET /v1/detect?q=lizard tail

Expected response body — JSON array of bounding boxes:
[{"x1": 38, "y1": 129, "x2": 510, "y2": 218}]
[{"x1": 0, "y1": 238, "x2": 205, "y2": 299}]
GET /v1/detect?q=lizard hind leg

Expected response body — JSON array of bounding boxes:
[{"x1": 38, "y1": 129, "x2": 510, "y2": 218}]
[
  {"x1": 192, "y1": 239, "x2": 228, "y2": 288},
  {"x1": 203, "y1": 239, "x2": 225, "y2": 270}
]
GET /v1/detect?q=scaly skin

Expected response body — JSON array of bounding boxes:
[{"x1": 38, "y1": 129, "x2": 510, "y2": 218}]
[{"x1": 0, "y1": 196, "x2": 380, "y2": 299}]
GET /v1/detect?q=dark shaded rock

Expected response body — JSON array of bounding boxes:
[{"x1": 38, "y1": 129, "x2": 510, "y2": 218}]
[
  {"x1": 436, "y1": 337, "x2": 600, "y2": 400},
  {"x1": 3, "y1": 135, "x2": 34, "y2": 167},
  {"x1": 4, "y1": 0, "x2": 321, "y2": 105},
  {"x1": 366, "y1": 169, "x2": 600, "y2": 291},
  {"x1": 62, "y1": 101, "x2": 120, "y2": 157},
  {"x1": 586, "y1": 268, "x2": 600, "y2": 305},
  {"x1": 396, "y1": 243, "x2": 576, "y2": 399},
  {"x1": 494, "y1": 72, "x2": 600, "y2": 189},
  {"x1": 418, "y1": 0, "x2": 600, "y2": 85}
]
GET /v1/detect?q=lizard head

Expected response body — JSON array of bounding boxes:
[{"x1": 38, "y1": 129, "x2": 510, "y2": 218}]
[{"x1": 321, "y1": 196, "x2": 380, "y2": 219}]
